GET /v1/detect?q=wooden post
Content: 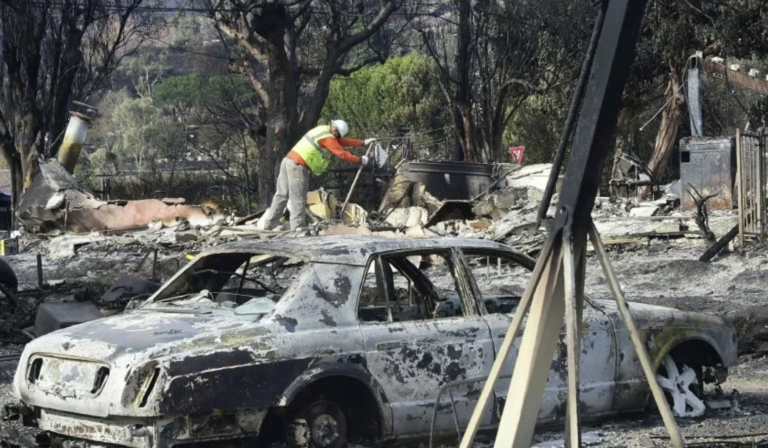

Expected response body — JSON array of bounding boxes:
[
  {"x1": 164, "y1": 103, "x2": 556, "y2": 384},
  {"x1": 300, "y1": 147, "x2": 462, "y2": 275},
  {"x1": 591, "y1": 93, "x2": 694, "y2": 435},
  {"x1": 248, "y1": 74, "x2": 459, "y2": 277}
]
[
  {"x1": 588, "y1": 221, "x2": 684, "y2": 447},
  {"x1": 493, "y1": 247, "x2": 565, "y2": 448},
  {"x1": 458, "y1": 234, "x2": 559, "y2": 448},
  {"x1": 562, "y1": 237, "x2": 582, "y2": 448}
]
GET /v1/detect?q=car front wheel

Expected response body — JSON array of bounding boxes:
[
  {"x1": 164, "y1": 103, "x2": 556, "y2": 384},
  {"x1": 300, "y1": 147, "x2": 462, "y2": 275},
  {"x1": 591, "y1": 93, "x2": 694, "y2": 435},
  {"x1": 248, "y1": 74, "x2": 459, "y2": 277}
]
[{"x1": 656, "y1": 354, "x2": 706, "y2": 418}]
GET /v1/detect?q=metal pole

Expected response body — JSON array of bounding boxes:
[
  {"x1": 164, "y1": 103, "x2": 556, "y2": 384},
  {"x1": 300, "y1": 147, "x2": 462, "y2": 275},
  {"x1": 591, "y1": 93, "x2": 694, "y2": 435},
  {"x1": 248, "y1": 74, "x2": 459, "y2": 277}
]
[
  {"x1": 757, "y1": 135, "x2": 764, "y2": 237},
  {"x1": 536, "y1": 4, "x2": 606, "y2": 226},
  {"x1": 737, "y1": 129, "x2": 744, "y2": 245},
  {"x1": 688, "y1": 55, "x2": 704, "y2": 137},
  {"x1": 36, "y1": 253, "x2": 43, "y2": 288},
  {"x1": 339, "y1": 143, "x2": 374, "y2": 221},
  {"x1": 760, "y1": 133, "x2": 766, "y2": 239}
]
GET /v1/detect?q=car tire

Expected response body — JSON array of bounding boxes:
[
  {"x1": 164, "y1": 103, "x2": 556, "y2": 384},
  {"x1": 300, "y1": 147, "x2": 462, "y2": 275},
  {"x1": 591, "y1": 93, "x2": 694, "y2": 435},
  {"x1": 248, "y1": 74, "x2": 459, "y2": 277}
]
[
  {"x1": 656, "y1": 354, "x2": 706, "y2": 418},
  {"x1": 287, "y1": 400, "x2": 348, "y2": 448}
]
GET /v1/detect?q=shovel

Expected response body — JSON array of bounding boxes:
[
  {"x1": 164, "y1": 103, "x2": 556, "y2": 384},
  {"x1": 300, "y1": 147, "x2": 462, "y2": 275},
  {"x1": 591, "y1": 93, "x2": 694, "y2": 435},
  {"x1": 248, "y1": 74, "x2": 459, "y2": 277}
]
[{"x1": 339, "y1": 143, "x2": 389, "y2": 221}]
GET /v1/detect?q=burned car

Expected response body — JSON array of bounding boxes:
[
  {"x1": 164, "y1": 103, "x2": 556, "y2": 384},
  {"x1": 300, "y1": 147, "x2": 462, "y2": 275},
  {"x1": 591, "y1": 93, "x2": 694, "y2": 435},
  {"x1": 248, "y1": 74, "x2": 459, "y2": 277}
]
[{"x1": 12, "y1": 236, "x2": 737, "y2": 448}]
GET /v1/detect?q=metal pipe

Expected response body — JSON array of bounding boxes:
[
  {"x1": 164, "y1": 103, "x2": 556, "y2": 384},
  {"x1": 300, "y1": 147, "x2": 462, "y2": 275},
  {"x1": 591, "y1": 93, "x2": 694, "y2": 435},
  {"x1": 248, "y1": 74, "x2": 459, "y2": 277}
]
[
  {"x1": 36, "y1": 253, "x2": 43, "y2": 288},
  {"x1": 57, "y1": 102, "x2": 97, "y2": 174},
  {"x1": 688, "y1": 54, "x2": 704, "y2": 137},
  {"x1": 429, "y1": 374, "x2": 514, "y2": 448},
  {"x1": 339, "y1": 143, "x2": 375, "y2": 221}
]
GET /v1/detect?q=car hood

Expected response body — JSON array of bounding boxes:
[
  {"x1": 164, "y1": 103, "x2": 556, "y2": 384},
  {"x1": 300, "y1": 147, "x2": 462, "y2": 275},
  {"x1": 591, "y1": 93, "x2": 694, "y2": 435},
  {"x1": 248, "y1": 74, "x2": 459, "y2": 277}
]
[{"x1": 14, "y1": 310, "x2": 289, "y2": 418}]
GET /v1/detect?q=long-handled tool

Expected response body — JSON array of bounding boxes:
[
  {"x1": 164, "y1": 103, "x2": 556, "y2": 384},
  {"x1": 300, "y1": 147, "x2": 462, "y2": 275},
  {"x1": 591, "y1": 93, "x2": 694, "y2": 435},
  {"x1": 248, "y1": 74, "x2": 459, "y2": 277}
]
[{"x1": 339, "y1": 143, "x2": 388, "y2": 221}]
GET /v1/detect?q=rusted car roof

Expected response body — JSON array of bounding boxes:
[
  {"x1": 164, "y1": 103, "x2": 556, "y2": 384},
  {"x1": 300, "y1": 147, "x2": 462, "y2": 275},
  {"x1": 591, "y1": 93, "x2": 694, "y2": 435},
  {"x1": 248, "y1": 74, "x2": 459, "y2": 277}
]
[{"x1": 206, "y1": 235, "x2": 512, "y2": 266}]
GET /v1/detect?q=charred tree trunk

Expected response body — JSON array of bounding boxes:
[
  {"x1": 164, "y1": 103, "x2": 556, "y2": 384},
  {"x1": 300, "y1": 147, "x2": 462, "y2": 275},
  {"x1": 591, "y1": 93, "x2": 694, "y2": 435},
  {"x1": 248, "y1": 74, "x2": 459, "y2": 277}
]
[
  {"x1": 48, "y1": 17, "x2": 86, "y2": 156},
  {"x1": 256, "y1": 13, "x2": 300, "y2": 206},
  {"x1": 0, "y1": 116, "x2": 22, "y2": 208},
  {"x1": 455, "y1": 0, "x2": 474, "y2": 162},
  {"x1": 457, "y1": 108, "x2": 477, "y2": 162},
  {"x1": 20, "y1": 114, "x2": 40, "y2": 192},
  {"x1": 610, "y1": 102, "x2": 639, "y2": 196},
  {"x1": 489, "y1": 98, "x2": 508, "y2": 163},
  {"x1": 11, "y1": 158, "x2": 22, "y2": 224},
  {"x1": 3, "y1": 152, "x2": 22, "y2": 205},
  {"x1": 0, "y1": 143, "x2": 23, "y2": 228},
  {"x1": 452, "y1": 134, "x2": 464, "y2": 161},
  {"x1": 642, "y1": 71, "x2": 685, "y2": 198}
]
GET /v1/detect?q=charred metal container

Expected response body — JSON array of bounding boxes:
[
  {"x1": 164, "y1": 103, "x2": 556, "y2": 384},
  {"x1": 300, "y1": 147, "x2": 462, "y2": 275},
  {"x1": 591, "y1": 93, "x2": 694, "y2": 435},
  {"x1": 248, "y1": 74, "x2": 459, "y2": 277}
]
[
  {"x1": 679, "y1": 137, "x2": 736, "y2": 211},
  {"x1": 402, "y1": 161, "x2": 494, "y2": 200}
]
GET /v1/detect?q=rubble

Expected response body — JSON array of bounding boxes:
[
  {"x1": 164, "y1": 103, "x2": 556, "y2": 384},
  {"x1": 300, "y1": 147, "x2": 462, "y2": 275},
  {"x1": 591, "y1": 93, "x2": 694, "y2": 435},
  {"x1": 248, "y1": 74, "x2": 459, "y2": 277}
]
[
  {"x1": 33, "y1": 302, "x2": 102, "y2": 337},
  {"x1": 505, "y1": 163, "x2": 562, "y2": 200},
  {"x1": 341, "y1": 203, "x2": 368, "y2": 226},
  {"x1": 99, "y1": 276, "x2": 160, "y2": 308},
  {"x1": 18, "y1": 160, "x2": 227, "y2": 234},
  {"x1": 384, "y1": 206, "x2": 428, "y2": 227},
  {"x1": 294, "y1": 160, "x2": 741, "y2": 261},
  {"x1": 531, "y1": 431, "x2": 603, "y2": 448},
  {"x1": 8, "y1": 157, "x2": 728, "y2": 262},
  {"x1": 306, "y1": 188, "x2": 338, "y2": 221}
]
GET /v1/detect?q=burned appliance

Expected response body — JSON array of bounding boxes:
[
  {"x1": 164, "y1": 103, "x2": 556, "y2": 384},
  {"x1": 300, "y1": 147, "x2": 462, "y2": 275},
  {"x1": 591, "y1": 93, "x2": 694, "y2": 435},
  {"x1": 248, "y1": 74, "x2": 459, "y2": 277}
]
[{"x1": 679, "y1": 137, "x2": 736, "y2": 211}]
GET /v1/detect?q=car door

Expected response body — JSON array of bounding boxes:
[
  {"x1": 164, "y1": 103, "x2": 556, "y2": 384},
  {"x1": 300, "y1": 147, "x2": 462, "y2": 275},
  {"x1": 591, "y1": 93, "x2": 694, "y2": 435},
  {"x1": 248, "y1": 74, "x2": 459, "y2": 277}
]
[
  {"x1": 462, "y1": 249, "x2": 618, "y2": 424},
  {"x1": 358, "y1": 249, "x2": 496, "y2": 437}
]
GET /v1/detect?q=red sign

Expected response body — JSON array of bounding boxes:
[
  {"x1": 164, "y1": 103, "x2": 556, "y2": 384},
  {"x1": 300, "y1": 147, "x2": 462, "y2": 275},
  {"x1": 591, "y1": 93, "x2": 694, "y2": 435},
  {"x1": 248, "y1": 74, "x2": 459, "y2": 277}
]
[{"x1": 509, "y1": 146, "x2": 525, "y2": 164}]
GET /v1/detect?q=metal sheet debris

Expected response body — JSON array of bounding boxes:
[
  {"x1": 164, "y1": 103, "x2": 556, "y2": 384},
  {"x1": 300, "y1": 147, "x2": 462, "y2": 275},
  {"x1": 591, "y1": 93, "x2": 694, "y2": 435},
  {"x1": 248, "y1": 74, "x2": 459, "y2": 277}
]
[
  {"x1": 679, "y1": 137, "x2": 735, "y2": 211},
  {"x1": 33, "y1": 302, "x2": 103, "y2": 337},
  {"x1": 18, "y1": 160, "x2": 226, "y2": 234}
]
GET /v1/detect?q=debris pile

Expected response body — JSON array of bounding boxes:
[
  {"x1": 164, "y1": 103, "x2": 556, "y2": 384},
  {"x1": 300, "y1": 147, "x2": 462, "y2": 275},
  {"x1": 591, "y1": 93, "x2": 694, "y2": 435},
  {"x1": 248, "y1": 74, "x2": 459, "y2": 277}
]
[
  {"x1": 10, "y1": 157, "x2": 740, "y2": 262},
  {"x1": 18, "y1": 160, "x2": 229, "y2": 234}
]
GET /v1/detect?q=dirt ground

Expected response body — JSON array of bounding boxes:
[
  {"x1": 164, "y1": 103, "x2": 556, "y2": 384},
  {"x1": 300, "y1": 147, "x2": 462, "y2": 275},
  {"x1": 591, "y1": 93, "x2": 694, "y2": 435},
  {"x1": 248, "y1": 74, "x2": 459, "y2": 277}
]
[{"x1": 2, "y1": 235, "x2": 768, "y2": 447}]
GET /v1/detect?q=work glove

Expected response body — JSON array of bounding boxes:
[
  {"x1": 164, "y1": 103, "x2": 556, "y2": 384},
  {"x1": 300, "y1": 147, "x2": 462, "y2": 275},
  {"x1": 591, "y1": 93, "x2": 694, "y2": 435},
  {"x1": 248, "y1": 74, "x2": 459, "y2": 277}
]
[
  {"x1": 361, "y1": 155, "x2": 371, "y2": 166},
  {"x1": 364, "y1": 138, "x2": 377, "y2": 145}
]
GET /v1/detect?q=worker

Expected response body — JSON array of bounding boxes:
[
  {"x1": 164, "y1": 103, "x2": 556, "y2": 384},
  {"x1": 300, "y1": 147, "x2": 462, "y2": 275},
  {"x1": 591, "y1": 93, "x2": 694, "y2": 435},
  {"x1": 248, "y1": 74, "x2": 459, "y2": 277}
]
[{"x1": 256, "y1": 120, "x2": 376, "y2": 230}]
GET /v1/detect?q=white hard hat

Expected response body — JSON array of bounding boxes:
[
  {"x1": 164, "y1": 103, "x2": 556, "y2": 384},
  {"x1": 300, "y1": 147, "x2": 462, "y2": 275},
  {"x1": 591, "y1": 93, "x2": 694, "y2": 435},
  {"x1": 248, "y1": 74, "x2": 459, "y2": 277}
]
[{"x1": 331, "y1": 120, "x2": 349, "y2": 138}]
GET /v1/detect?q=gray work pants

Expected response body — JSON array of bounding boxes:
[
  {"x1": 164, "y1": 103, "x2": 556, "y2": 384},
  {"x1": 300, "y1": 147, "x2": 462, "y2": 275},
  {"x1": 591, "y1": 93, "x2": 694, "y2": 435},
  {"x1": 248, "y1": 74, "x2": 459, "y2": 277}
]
[{"x1": 257, "y1": 157, "x2": 309, "y2": 230}]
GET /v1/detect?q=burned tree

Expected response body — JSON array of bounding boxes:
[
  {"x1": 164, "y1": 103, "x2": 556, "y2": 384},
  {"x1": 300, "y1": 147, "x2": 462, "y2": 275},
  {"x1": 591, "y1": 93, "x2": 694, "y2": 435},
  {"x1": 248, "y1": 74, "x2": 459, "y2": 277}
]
[
  {"x1": 416, "y1": 0, "x2": 590, "y2": 163},
  {"x1": 634, "y1": 1, "x2": 768, "y2": 196},
  {"x1": 0, "y1": 0, "x2": 156, "y2": 204},
  {"x1": 206, "y1": 0, "x2": 413, "y2": 204}
]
